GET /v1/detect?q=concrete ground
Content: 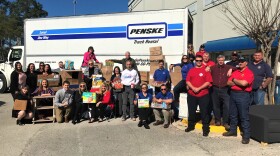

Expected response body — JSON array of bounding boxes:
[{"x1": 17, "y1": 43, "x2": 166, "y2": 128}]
[{"x1": 0, "y1": 93, "x2": 279, "y2": 156}]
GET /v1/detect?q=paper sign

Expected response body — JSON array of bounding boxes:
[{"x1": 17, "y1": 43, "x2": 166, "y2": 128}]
[
  {"x1": 138, "y1": 99, "x2": 149, "y2": 108},
  {"x1": 82, "y1": 92, "x2": 96, "y2": 103},
  {"x1": 151, "y1": 102, "x2": 170, "y2": 109},
  {"x1": 92, "y1": 75, "x2": 103, "y2": 89}
]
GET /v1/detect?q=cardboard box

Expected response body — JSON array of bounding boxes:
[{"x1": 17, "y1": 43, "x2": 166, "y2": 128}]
[
  {"x1": 60, "y1": 70, "x2": 82, "y2": 83},
  {"x1": 150, "y1": 55, "x2": 165, "y2": 61},
  {"x1": 139, "y1": 71, "x2": 149, "y2": 82},
  {"x1": 94, "y1": 63, "x2": 103, "y2": 69},
  {"x1": 13, "y1": 100, "x2": 27, "y2": 111},
  {"x1": 150, "y1": 62, "x2": 158, "y2": 66},
  {"x1": 170, "y1": 72, "x2": 182, "y2": 88},
  {"x1": 101, "y1": 66, "x2": 113, "y2": 81},
  {"x1": 150, "y1": 50, "x2": 162, "y2": 56},
  {"x1": 173, "y1": 66, "x2": 181, "y2": 73},
  {"x1": 150, "y1": 66, "x2": 158, "y2": 75},
  {"x1": 66, "y1": 78, "x2": 79, "y2": 85},
  {"x1": 37, "y1": 74, "x2": 60, "y2": 87},
  {"x1": 149, "y1": 46, "x2": 162, "y2": 52}
]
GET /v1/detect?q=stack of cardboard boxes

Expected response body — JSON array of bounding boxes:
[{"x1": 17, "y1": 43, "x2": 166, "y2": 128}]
[
  {"x1": 149, "y1": 46, "x2": 165, "y2": 86},
  {"x1": 170, "y1": 66, "x2": 182, "y2": 90}
]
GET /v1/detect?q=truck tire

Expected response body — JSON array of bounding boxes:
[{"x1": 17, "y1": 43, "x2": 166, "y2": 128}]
[{"x1": 0, "y1": 74, "x2": 7, "y2": 93}]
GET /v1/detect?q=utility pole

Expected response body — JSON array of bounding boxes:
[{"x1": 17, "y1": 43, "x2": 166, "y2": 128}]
[{"x1": 73, "y1": 0, "x2": 77, "y2": 16}]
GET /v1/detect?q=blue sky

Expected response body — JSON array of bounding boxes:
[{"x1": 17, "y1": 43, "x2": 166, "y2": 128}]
[{"x1": 36, "y1": 0, "x2": 128, "y2": 17}]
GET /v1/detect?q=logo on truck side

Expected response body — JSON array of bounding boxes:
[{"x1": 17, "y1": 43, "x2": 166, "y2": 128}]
[{"x1": 127, "y1": 23, "x2": 167, "y2": 39}]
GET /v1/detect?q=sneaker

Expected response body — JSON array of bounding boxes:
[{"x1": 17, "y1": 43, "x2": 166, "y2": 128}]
[
  {"x1": 121, "y1": 116, "x2": 126, "y2": 121},
  {"x1": 98, "y1": 118, "x2": 103, "y2": 122},
  {"x1": 185, "y1": 127, "x2": 195, "y2": 132},
  {"x1": 65, "y1": 118, "x2": 69, "y2": 123},
  {"x1": 163, "y1": 124, "x2": 169, "y2": 128},
  {"x1": 215, "y1": 121, "x2": 221, "y2": 126},
  {"x1": 138, "y1": 121, "x2": 143, "y2": 127},
  {"x1": 242, "y1": 138, "x2": 250, "y2": 144},
  {"x1": 223, "y1": 124, "x2": 230, "y2": 131},
  {"x1": 222, "y1": 131, "x2": 237, "y2": 137},
  {"x1": 153, "y1": 120, "x2": 164, "y2": 126},
  {"x1": 17, "y1": 120, "x2": 24, "y2": 126}
]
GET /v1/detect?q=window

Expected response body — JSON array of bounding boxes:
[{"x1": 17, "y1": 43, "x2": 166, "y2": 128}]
[
  {"x1": 9, "y1": 49, "x2": 22, "y2": 62},
  {"x1": 188, "y1": 2, "x2": 197, "y2": 15}
]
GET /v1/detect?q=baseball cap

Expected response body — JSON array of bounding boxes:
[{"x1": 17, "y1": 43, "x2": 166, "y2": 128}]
[
  {"x1": 232, "y1": 51, "x2": 238, "y2": 56},
  {"x1": 238, "y1": 56, "x2": 248, "y2": 62}
]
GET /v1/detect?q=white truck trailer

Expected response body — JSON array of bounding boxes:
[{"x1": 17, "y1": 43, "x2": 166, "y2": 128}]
[{"x1": 0, "y1": 8, "x2": 189, "y2": 93}]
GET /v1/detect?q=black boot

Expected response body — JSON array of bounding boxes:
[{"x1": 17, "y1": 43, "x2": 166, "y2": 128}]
[
  {"x1": 17, "y1": 119, "x2": 24, "y2": 126},
  {"x1": 138, "y1": 120, "x2": 143, "y2": 127},
  {"x1": 143, "y1": 121, "x2": 150, "y2": 129}
]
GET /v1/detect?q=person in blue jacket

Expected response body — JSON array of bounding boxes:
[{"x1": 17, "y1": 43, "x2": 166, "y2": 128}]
[
  {"x1": 153, "y1": 60, "x2": 170, "y2": 95},
  {"x1": 169, "y1": 55, "x2": 194, "y2": 119},
  {"x1": 134, "y1": 84, "x2": 153, "y2": 129}
]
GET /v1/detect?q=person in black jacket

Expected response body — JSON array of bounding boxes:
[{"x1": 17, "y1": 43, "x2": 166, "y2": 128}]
[
  {"x1": 12, "y1": 85, "x2": 33, "y2": 125},
  {"x1": 110, "y1": 66, "x2": 123, "y2": 117},
  {"x1": 36, "y1": 62, "x2": 45, "y2": 74},
  {"x1": 72, "y1": 82, "x2": 88, "y2": 124},
  {"x1": 10, "y1": 62, "x2": 26, "y2": 100},
  {"x1": 25, "y1": 63, "x2": 38, "y2": 94}
]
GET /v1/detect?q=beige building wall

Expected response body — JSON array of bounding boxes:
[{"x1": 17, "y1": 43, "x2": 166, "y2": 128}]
[{"x1": 128, "y1": 0, "x2": 245, "y2": 51}]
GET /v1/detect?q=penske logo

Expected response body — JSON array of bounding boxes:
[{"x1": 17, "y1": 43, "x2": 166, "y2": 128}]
[{"x1": 127, "y1": 22, "x2": 167, "y2": 39}]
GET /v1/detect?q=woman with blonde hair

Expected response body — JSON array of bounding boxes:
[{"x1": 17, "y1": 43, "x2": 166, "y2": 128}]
[
  {"x1": 94, "y1": 83, "x2": 113, "y2": 122},
  {"x1": 73, "y1": 82, "x2": 88, "y2": 124}
]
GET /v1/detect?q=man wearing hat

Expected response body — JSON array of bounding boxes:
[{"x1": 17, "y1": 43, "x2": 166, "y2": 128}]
[
  {"x1": 226, "y1": 51, "x2": 239, "y2": 67},
  {"x1": 247, "y1": 51, "x2": 272, "y2": 105},
  {"x1": 223, "y1": 57, "x2": 254, "y2": 144}
]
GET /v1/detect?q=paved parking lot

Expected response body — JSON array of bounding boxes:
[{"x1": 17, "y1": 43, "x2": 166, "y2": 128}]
[{"x1": 0, "y1": 93, "x2": 279, "y2": 156}]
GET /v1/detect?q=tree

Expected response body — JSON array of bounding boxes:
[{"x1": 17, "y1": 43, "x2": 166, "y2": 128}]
[
  {"x1": 221, "y1": 0, "x2": 280, "y2": 104},
  {"x1": 0, "y1": 0, "x2": 48, "y2": 47}
]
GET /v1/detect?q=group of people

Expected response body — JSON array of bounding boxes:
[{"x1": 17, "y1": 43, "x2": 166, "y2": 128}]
[{"x1": 10, "y1": 45, "x2": 273, "y2": 144}]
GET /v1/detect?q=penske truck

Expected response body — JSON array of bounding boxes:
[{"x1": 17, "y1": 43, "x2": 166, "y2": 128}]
[{"x1": 0, "y1": 8, "x2": 191, "y2": 93}]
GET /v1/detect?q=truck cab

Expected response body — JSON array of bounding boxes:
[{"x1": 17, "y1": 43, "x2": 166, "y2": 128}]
[{"x1": 0, "y1": 46, "x2": 25, "y2": 93}]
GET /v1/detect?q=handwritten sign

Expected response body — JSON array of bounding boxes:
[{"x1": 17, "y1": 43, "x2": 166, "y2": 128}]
[
  {"x1": 82, "y1": 92, "x2": 96, "y2": 103},
  {"x1": 138, "y1": 99, "x2": 149, "y2": 108}
]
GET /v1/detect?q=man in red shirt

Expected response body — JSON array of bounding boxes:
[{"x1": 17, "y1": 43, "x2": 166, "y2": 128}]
[
  {"x1": 223, "y1": 57, "x2": 254, "y2": 144},
  {"x1": 185, "y1": 55, "x2": 213, "y2": 137},
  {"x1": 195, "y1": 44, "x2": 206, "y2": 57},
  {"x1": 202, "y1": 52, "x2": 215, "y2": 69}
]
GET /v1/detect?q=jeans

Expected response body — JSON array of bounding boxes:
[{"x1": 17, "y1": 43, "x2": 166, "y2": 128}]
[
  {"x1": 211, "y1": 87, "x2": 230, "y2": 124},
  {"x1": 229, "y1": 91, "x2": 251, "y2": 139},
  {"x1": 122, "y1": 86, "x2": 135, "y2": 118},
  {"x1": 187, "y1": 94, "x2": 210, "y2": 132},
  {"x1": 113, "y1": 91, "x2": 123, "y2": 116},
  {"x1": 251, "y1": 88, "x2": 265, "y2": 105},
  {"x1": 275, "y1": 80, "x2": 280, "y2": 105}
]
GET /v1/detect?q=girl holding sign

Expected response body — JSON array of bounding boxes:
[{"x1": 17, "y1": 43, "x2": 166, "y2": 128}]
[{"x1": 134, "y1": 84, "x2": 153, "y2": 129}]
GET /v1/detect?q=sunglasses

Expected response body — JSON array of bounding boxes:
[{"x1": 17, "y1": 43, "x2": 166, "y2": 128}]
[
  {"x1": 80, "y1": 85, "x2": 85, "y2": 88},
  {"x1": 161, "y1": 88, "x2": 167, "y2": 91},
  {"x1": 195, "y1": 60, "x2": 203, "y2": 62},
  {"x1": 142, "y1": 87, "x2": 147, "y2": 89},
  {"x1": 88, "y1": 63, "x2": 93, "y2": 65}
]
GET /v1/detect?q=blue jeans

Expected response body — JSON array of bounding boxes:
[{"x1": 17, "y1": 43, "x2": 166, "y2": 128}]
[
  {"x1": 211, "y1": 87, "x2": 230, "y2": 124},
  {"x1": 251, "y1": 88, "x2": 265, "y2": 105},
  {"x1": 229, "y1": 91, "x2": 251, "y2": 139}
]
